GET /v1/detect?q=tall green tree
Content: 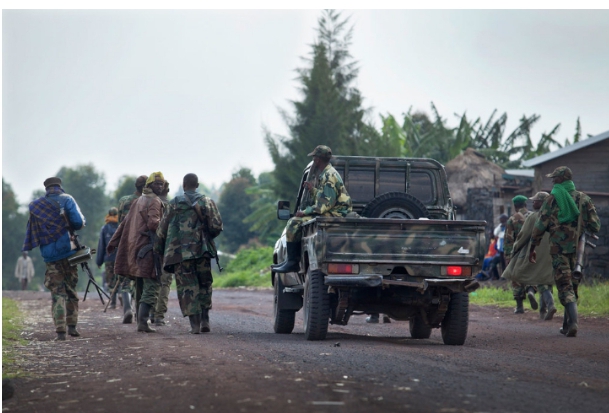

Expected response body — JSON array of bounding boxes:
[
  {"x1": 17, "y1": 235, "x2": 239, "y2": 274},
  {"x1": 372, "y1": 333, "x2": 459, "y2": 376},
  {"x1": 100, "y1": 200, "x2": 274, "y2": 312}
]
[
  {"x1": 112, "y1": 175, "x2": 137, "y2": 206},
  {"x1": 242, "y1": 172, "x2": 286, "y2": 246},
  {"x1": 265, "y1": 10, "x2": 380, "y2": 200},
  {"x1": 216, "y1": 168, "x2": 257, "y2": 253},
  {"x1": 2, "y1": 179, "x2": 29, "y2": 290}
]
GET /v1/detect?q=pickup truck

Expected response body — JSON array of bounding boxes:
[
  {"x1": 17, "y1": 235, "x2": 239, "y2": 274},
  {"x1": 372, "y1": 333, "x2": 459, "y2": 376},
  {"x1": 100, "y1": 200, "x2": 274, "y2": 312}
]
[{"x1": 272, "y1": 156, "x2": 484, "y2": 345}]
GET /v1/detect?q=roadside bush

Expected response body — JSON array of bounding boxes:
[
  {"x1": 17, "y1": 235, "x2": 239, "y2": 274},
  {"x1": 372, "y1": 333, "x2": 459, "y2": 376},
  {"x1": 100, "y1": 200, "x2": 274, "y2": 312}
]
[{"x1": 214, "y1": 246, "x2": 273, "y2": 288}]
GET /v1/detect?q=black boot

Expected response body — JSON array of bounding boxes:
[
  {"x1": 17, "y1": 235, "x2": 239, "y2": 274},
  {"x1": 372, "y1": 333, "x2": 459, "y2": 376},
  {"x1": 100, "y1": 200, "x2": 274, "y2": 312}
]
[
  {"x1": 514, "y1": 298, "x2": 524, "y2": 314},
  {"x1": 542, "y1": 290, "x2": 557, "y2": 321},
  {"x1": 560, "y1": 308, "x2": 569, "y2": 335},
  {"x1": 565, "y1": 302, "x2": 578, "y2": 337},
  {"x1": 122, "y1": 292, "x2": 133, "y2": 324},
  {"x1": 55, "y1": 332, "x2": 66, "y2": 341},
  {"x1": 189, "y1": 314, "x2": 201, "y2": 334},
  {"x1": 539, "y1": 292, "x2": 547, "y2": 319},
  {"x1": 272, "y1": 242, "x2": 301, "y2": 273},
  {"x1": 526, "y1": 287, "x2": 538, "y2": 310},
  {"x1": 201, "y1": 309, "x2": 210, "y2": 333},
  {"x1": 109, "y1": 291, "x2": 117, "y2": 309},
  {"x1": 67, "y1": 325, "x2": 80, "y2": 337},
  {"x1": 137, "y1": 303, "x2": 156, "y2": 333}
]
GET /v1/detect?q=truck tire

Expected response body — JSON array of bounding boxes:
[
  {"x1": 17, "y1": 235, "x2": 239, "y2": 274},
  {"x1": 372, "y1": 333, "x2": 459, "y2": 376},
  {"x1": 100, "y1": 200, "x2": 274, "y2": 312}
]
[
  {"x1": 361, "y1": 192, "x2": 429, "y2": 219},
  {"x1": 273, "y1": 273, "x2": 296, "y2": 334},
  {"x1": 409, "y1": 313, "x2": 432, "y2": 339},
  {"x1": 303, "y1": 269, "x2": 330, "y2": 341},
  {"x1": 441, "y1": 292, "x2": 469, "y2": 345}
]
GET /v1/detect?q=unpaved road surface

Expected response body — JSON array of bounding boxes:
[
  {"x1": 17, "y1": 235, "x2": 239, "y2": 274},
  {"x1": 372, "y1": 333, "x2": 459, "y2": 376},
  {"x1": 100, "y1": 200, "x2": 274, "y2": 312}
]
[{"x1": 3, "y1": 289, "x2": 609, "y2": 413}]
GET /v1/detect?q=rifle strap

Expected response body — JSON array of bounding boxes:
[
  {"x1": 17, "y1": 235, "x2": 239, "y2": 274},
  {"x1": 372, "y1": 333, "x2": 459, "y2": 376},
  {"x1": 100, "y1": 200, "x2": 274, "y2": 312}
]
[{"x1": 183, "y1": 193, "x2": 207, "y2": 227}]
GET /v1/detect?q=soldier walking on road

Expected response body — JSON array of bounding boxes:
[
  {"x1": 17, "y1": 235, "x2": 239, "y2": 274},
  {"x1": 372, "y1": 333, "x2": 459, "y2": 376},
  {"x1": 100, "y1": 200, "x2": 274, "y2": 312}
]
[
  {"x1": 529, "y1": 167, "x2": 601, "y2": 337},
  {"x1": 155, "y1": 173, "x2": 223, "y2": 334},
  {"x1": 96, "y1": 208, "x2": 120, "y2": 309},
  {"x1": 152, "y1": 180, "x2": 174, "y2": 326},
  {"x1": 504, "y1": 195, "x2": 538, "y2": 314},
  {"x1": 113, "y1": 175, "x2": 148, "y2": 323},
  {"x1": 108, "y1": 172, "x2": 166, "y2": 333},
  {"x1": 273, "y1": 145, "x2": 352, "y2": 273},
  {"x1": 14, "y1": 251, "x2": 35, "y2": 291},
  {"x1": 22, "y1": 177, "x2": 86, "y2": 341}
]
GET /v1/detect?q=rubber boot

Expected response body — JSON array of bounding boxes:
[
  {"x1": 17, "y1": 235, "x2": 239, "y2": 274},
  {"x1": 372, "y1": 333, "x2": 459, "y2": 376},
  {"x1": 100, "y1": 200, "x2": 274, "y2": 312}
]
[
  {"x1": 542, "y1": 290, "x2": 557, "y2": 321},
  {"x1": 55, "y1": 332, "x2": 66, "y2": 341},
  {"x1": 109, "y1": 291, "x2": 117, "y2": 309},
  {"x1": 137, "y1": 303, "x2": 156, "y2": 333},
  {"x1": 539, "y1": 292, "x2": 547, "y2": 320},
  {"x1": 560, "y1": 308, "x2": 569, "y2": 335},
  {"x1": 366, "y1": 313, "x2": 379, "y2": 323},
  {"x1": 201, "y1": 309, "x2": 210, "y2": 333},
  {"x1": 122, "y1": 292, "x2": 133, "y2": 324},
  {"x1": 526, "y1": 287, "x2": 538, "y2": 310},
  {"x1": 565, "y1": 302, "x2": 578, "y2": 337},
  {"x1": 67, "y1": 325, "x2": 80, "y2": 337},
  {"x1": 272, "y1": 242, "x2": 301, "y2": 273},
  {"x1": 514, "y1": 298, "x2": 524, "y2": 314},
  {"x1": 189, "y1": 314, "x2": 201, "y2": 334}
]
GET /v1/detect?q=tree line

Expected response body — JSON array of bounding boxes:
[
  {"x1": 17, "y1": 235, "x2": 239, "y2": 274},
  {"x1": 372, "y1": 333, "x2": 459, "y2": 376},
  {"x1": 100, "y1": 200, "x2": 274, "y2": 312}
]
[{"x1": 2, "y1": 10, "x2": 589, "y2": 290}]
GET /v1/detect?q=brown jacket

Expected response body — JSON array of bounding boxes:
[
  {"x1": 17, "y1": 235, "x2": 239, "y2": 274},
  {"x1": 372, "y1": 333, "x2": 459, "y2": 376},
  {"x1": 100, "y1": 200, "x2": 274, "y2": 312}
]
[{"x1": 108, "y1": 188, "x2": 164, "y2": 279}]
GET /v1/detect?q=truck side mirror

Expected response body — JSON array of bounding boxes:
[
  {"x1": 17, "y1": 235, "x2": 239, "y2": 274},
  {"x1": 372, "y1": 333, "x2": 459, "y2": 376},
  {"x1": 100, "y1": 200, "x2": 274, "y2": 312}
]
[{"x1": 277, "y1": 201, "x2": 292, "y2": 220}]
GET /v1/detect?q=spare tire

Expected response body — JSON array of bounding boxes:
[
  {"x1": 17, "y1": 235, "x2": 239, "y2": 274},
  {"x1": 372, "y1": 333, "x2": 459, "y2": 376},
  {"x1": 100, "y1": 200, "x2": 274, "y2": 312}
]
[{"x1": 361, "y1": 192, "x2": 429, "y2": 219}]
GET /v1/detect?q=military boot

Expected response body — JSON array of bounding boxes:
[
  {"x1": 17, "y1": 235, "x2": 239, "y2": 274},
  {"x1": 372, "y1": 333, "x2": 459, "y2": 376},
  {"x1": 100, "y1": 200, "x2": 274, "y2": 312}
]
[
  {"x1": 542, "y1": 290, "x2": 557, "y2": 321},
  {"x1": 272, "y1": 242, "x2": 301, "y2": 273},
  {"x1": 137, "y1": 303, "x2": 156, "y2": 333},
  {"x1": 122, "y1": 292, "x2": 133, "y2": 324},
  {"x1": 55, "y1": 332, "x2": 66, "y2": 341},
  {"x1": 189, "y1": 314, "x2": 201, "y2": 334},
  {"x1": 565, "y1": 302, "x2": 578, "y2": 337},
  {"x1": 514, "y1": 298, "x2": 524, "y2": 314},
  {"x1": 154, "y1": 316, "x2": 166, "y2": 326},
  {"x1": 67, "y1": 325, "x2": 80, "y2": 337},
  {"x1": 366, "y1": 313, "x2": 380, "y2": 323},
  {"x1": 201, "y1": 309, "x2": 210, "y2": 333},
  {"x1": 559, "y1": 308, "x2": 569, "y2": 335},
  {"x1": 109, "y1": 291, "x2": 117, "y2": 309},
  {"x1": 539, "y1": 292, "x2": 547, "y2": 320},
  {"x1": 526, "y1": 287, "x2": 538, "y2": 310}
]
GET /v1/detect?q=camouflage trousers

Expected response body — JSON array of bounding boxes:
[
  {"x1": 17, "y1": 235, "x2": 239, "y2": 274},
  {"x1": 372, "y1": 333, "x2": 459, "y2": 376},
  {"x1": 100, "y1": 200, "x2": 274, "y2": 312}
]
[
  {"x1": 116, "y1": 275, "x2": 134, "y2": 294},
  {"x1": 175, "y1": 257, "x2": 213, "y2": 317},
  {"x1": 537, "y1": 284, "x2": 553, "y2": 294},
  {"x1": 154, "y1": 271, "x2": 174, "y2": 319},
  {"x1": 511, "y1": 282, "x2": 537, "y2": 299},
  {"x1": 44, "y1": 258, "x2": 79, "y2": 333},
  {"x1": 551, "y1": 253, "x2": 577, "y2": 305},
  {"x1": 285, "y1": 216, "x2": 314, "y2": 242},
  {"x1": 135, "y1": 277, "x2": 161, "y2": 308}
]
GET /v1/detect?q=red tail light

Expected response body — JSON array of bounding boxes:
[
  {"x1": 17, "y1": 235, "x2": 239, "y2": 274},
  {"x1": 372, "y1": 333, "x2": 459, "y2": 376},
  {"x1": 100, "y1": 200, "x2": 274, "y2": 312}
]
[
  {"x1": 327, "y1": 263, "x2": 359, "y2": 274},
  {"x1": 446, "y1": 266, "x2": 463, "y2": 276}
]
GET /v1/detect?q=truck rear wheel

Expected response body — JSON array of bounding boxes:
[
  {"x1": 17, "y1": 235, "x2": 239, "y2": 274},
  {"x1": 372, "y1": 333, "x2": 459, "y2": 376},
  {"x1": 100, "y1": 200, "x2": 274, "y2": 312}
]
[
  {"x1": 441, "y1": 292, "x2": 469, "y2": 345},
  {"x1": 409, "y1": 313, "x2": 432, "y2": 339},
  {"x1": 273, "y1": 273, "x2": 296, "y2": 334},
  {"x1": 303, "y1": 269, "x2": 330, "y2": 341},
  {"x1": 361, "y1": 192, "x2": 429, "y2": 219}
]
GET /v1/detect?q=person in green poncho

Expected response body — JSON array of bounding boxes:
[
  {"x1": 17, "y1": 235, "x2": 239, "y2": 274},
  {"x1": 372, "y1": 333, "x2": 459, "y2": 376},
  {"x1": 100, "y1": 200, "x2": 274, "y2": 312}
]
[{"x1": 529, "y1": 166, "x2": 601, "y2": 338}]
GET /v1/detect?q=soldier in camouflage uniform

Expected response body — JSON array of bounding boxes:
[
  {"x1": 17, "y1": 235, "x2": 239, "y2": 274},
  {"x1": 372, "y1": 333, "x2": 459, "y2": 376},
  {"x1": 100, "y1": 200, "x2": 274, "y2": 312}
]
[
  {"x1": 113, "y1": 175, "x2": 147, "y2": 323},
  {"x1": 504, "y1": 195, "x2": 538, "y2": 313},
  {"x1": 529, "y1": 166, "x2": 601, "y2": 337},
  {"x1": 152, "y1": 180, "x2": 174, "y2": 326},
  {"x1": 155, "y1": 173, "x2": 223, "y2": 334},
  {"x1": 273, "y1": 145, "x2": 352, "y2": 273}
]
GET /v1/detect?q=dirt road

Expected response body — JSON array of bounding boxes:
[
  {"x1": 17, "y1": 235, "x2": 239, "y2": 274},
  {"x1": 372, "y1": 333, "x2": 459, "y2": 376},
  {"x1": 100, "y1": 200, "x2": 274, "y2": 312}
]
[{"x1": 3, "y1": 289, "x2": 609, "y2": 413}]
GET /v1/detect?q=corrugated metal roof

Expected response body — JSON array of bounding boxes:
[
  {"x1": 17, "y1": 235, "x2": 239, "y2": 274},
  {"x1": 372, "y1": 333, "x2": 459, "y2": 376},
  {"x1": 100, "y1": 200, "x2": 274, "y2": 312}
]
[
  {"x1": 504, "y1": 169, "x2": 534, "y2": 177},
  {"x1": 522, "y1": 129, "x2": 609, "y2": 167}
]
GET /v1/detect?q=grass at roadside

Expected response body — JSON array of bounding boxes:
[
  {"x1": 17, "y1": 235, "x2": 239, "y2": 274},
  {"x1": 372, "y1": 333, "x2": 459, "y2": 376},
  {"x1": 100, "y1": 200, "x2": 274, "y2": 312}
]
[
  {"x1": 470, "y1": 282, "x2": 609, "y2": 317},
  {"x1": 213, "y1": 246, "x2": 273, "y2": 288},
  {"x1": 2, "y1": 298, "x2": 27, "y2": 378}
]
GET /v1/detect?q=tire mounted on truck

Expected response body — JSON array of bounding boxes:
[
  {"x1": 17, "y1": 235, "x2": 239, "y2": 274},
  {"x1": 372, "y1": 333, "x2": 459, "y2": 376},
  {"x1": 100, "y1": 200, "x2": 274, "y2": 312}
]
[{"x1": 303, "y1": 268, "x2": 330, "y2": 341}]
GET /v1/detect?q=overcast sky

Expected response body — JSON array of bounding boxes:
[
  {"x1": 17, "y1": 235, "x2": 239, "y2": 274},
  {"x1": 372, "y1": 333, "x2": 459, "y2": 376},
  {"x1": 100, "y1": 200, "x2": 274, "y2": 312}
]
[{"x1": 3, "y1": 7, "x2": 608, "y2": 205}]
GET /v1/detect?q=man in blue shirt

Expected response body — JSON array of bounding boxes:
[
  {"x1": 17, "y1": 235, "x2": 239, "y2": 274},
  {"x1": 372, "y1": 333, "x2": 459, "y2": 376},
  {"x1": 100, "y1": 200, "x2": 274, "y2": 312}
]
[{"x1": 23, "y1": 177, "x2": 86, "y2": 341}]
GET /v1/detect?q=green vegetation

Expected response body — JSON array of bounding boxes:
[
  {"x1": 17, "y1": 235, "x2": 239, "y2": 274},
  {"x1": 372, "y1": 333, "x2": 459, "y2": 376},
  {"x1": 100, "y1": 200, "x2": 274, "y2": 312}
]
[
  {"x1": 2, "y1": 298, "x2": 26, "y2": 378},
  {"x1": 214, "y1": 247, "x2": 273, "y2": 288},
  {"x1": 470, "y1": 282, "x2": 609, "y2": 317}
]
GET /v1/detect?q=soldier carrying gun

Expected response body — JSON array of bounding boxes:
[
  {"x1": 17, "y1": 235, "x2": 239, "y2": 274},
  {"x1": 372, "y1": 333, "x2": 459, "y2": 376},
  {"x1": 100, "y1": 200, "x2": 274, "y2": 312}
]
[
  {"x1": 107, "y1": 172, "x2": 166, "y2": 334},
  {"x1": 22, "y1": 177, "x2": 87, "y2": 341}
]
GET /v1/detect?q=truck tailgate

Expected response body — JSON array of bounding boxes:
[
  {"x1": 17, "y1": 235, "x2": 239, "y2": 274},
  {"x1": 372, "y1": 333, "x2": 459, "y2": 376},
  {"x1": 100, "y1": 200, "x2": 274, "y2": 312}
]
[{"x1": 306, "y1": 217, "x2": 486, "y2": 266}]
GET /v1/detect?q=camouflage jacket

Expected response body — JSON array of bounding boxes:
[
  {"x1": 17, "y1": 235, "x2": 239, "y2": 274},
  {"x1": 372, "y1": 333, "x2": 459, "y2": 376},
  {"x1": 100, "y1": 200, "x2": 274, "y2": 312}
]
[
  {"x1": 302, "y1": 164, "x2": 352, "y2": 217},
  {"x1": 504, "y1": 207, "x2": 531, "y2": 258},
  {"x1": 531, "y1": 190, "x2": 601, "y2": 255},
  {"x1": 117, "y1": 192, "x2": 141, "y2": 224},
  {"x1": 155, "y1": 191, "x2": 223, "y2": 272}
]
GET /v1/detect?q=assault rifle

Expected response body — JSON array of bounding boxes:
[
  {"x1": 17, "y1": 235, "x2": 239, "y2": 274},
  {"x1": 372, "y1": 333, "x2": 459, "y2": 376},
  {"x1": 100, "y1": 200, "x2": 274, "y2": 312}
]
[{"x1": 573, "y1": 231, "x2": 599, "y2": 299}]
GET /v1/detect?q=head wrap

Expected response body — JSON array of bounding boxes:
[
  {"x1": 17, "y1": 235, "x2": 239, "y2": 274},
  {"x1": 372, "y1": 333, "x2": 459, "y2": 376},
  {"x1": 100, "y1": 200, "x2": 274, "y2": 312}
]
[
  {"x1": 145, "y1": 172, "x2": 165, "y2": 187},
  {"x1": 512, "y1": 195, "x2": 528, "y2": 204}
]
